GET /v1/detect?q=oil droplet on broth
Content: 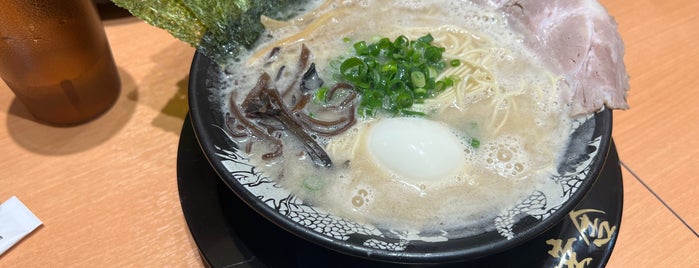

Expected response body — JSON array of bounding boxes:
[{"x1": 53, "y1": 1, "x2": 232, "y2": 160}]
[
  {"x1": 351, "y1": 187, "x2": 372, "y2": 208},
  {"x1": 352, "y1": 196, "x2": 364, "y2": 207}
]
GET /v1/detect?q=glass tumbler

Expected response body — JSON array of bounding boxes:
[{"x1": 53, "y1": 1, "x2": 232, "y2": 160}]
[{"x1": 0, "y1": 0, "x2": 121, "y2": 126}]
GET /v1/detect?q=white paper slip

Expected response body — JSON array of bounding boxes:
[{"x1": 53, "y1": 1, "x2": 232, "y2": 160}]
[{"x1": 0, "y1": 196, "x2": 43, "y2": 255}]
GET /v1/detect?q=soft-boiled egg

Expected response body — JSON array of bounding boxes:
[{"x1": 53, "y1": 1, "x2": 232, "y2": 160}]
[{"x1": 366, "y1": 117, "x2": 466, "y2": 183}]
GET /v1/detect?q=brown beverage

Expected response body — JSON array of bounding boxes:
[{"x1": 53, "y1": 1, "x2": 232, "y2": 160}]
[{"x1": 0, "y1": 0, "x2": 121, "y2": 126}]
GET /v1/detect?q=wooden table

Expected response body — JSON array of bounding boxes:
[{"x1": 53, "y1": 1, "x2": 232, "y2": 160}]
[{"x1": 1, "y1": 1, "x2": 697, "y2": 267}]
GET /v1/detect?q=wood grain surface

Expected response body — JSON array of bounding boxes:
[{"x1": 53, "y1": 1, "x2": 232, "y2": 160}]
[{"x1": 1, "y1": 1, "x2": 697, "y2": 267}]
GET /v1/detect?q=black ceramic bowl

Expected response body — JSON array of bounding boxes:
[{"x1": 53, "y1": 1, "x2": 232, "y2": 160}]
[{"x1": 187, "y1": 49, "x2": 613, "y2": 264}]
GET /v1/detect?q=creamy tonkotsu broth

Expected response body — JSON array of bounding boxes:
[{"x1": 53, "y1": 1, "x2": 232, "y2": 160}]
[{"x1": 219, "y1": 0, "x2": 573, "y2": 235}]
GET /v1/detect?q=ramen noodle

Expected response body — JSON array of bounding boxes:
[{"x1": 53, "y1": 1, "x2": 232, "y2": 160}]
[{"x1": 218, "y1": 0, "x2": 575, "y2": 235}]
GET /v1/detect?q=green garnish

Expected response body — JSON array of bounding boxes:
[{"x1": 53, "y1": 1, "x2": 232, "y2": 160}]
[
  {"x1": 313, "y1": 86, "x2": 330, "y2": 103},
  {"x1": 302, "y1": 176, "x2": 324, "y2": 191},
  {"x1": 336, "y1": 34, "x2": 455, "y2": 117},
  {"x1": 112, "y1": 0, "x2": 308, "y2": 64},
  {"x1": 463, "y1": 122, "x2": 481, "y2": 149},
  {"x1": 470, "y1": 138, "x2": 481, "y2": 149}
]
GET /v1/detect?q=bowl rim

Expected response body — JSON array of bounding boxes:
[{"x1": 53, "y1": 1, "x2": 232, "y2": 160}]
[{"x1": 187, "y1": 51, "x2": 614, "y2": 264}]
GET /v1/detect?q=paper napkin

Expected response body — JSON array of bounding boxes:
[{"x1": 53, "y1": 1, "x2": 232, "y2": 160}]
[{"x1": 0, "y1": 196, "x2": 43, "y2": 255}]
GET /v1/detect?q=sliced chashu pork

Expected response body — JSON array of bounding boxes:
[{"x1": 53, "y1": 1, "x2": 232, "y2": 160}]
[{"x1": 490, "y1": 0, "x2": 630, "y2": 115}]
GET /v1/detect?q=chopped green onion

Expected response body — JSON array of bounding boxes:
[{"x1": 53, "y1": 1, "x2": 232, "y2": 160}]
[
  {"x1": 414, "y1": 87, "x2": 427, "y2": 96},
  {"x1": 340, "y1": 57, "x2": 368, "y2": 84},
  {"x1": 313, "y1": 86, "x2": 330, "y2": 103},
  {"x1": 411, "y1": 71, "x2": 426, "y2": 88},
  {"x1": 303, "y1": 176, "x2": 323, "y2": 191},
  {"x1": 393, "y1": 35, "x2": 409, "y2": 48},
  {"x1": 395, "y1": 92, "x2": 413, "y2": 108},
  {"x1": 335, "y1": 33, "x2": 458, "y2": 116},
  {"x1": 424, "y1": 46, "x2": 443, "y2": 62},
  {"x1": 470, "y1": 138, "x2": 481, "y2": 149},
  {"x1": 434, "y1": 81, "x2": 446, "y2": 92},
  {"x1": 418, "y1": 33, "x2": 434, "y2": 43},
  {"x1": 353, "y1": 41, "x2": 369, "y2": 55}
]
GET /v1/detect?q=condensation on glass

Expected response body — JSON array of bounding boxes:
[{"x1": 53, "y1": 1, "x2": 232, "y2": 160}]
[{"x1": 0, "y1": 0, "x2": 121, "y2": 126}]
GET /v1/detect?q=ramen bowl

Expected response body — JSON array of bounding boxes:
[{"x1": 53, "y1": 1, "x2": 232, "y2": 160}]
[
  {"x1": 186, "y1": 0, "x2": 621, "y2": 263},
  {"x1": 187, "y1": 51, "x2": 613, "y2": 264}
]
